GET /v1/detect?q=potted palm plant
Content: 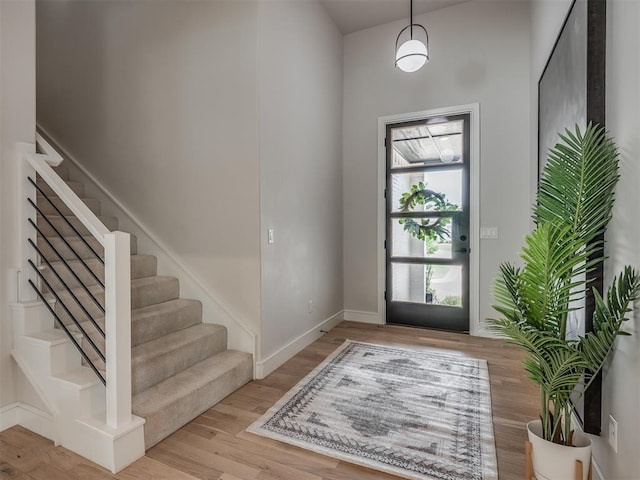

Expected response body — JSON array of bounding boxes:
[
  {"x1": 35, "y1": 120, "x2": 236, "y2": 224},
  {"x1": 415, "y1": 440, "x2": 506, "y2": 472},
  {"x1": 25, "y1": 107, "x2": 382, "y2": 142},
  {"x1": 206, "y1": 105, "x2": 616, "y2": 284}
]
[{"x1": 490, "y1": 124, "x2": 640, "y2": 480}]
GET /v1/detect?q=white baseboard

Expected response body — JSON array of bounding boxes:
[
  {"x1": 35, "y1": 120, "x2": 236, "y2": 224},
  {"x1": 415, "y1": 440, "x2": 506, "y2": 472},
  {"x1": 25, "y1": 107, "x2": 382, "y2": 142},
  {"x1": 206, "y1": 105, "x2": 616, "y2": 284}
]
[
  {"x1": 0, "y1": 403, "x2": 20, "y2": 431},
  {"x1": 255, "y1": 311, "x2": 344, "y2": 379},
  {"x1": 592, "y1": 459, "x2": 604, "y2": 480},
  {"x1": 342, "y1": 309, "x2": 382, "y2": 324},
  {"x1": 0, "y1": 402, "x2": 57, "y2": 442},
  {"x1": 570, "y1": 411, "x2": 605, "y2": 480}
]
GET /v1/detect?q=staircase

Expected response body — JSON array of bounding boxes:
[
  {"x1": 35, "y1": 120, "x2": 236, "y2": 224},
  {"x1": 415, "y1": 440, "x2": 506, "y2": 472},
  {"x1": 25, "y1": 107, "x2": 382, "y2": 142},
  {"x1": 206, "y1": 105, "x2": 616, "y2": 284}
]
[{"x1": 14, "y1": 158, "x2": 252, "y2": 464}]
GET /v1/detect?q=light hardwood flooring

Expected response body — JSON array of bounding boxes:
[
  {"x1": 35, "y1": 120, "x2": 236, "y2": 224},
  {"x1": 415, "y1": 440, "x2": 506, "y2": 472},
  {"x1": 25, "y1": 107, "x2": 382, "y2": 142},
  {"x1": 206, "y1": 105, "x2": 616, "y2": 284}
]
[{"x1": 0, "y1": 321, "x2": 538, "y2": 480}]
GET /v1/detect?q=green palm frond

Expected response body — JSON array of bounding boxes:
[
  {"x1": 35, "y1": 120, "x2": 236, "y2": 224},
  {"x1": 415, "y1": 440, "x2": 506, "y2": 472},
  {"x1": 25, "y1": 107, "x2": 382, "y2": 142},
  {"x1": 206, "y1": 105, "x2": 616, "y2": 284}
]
[
  {"x1": 490, "y1": 319, "x2": 588, "y2": 393},
  {"x1": 534, "y1": 123, "x2": 619, "y2": 244},
  {"x1": 493, "y1": 223, "x2": 598, "y2": 335},
  {"x1": 580, "y1": 267, "x2": 640, "y2": 382},
  {"x1": 491, "y1": 263, "x2": 526, "y2": 322}
]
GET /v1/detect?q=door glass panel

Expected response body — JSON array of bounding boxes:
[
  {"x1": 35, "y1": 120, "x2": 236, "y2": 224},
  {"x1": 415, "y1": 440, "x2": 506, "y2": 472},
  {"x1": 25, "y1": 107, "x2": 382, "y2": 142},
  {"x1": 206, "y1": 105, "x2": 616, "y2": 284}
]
[
  {"x1": 390, "y1": 120, "x2": 464, "y2": 169},
  {"x1": 386, "y1": 112, "x2": 470, "y2": 331},
  {"x1": 391, "y1": 218, "x2": 453, "y2": 259},
  {"x1": 391, "y1": 170, "x2": 462, "y2": 213},
  {"x1": 391, "y1": 263, "x2": 463, "y2": 307}
]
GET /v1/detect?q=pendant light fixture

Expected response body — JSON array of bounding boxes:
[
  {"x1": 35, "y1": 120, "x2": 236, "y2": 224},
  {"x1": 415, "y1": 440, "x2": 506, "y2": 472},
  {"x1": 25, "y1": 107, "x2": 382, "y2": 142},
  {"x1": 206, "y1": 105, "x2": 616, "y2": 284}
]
[{"x1": 394, "y1": 0, "x2": 429, "y2": 73}]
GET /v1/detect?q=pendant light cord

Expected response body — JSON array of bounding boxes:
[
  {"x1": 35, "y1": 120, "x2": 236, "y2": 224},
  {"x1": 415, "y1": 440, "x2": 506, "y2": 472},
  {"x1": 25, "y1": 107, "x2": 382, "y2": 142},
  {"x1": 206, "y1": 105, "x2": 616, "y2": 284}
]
[{"x1": 410, "y1": 0, "x2": 413, "y2": 39}]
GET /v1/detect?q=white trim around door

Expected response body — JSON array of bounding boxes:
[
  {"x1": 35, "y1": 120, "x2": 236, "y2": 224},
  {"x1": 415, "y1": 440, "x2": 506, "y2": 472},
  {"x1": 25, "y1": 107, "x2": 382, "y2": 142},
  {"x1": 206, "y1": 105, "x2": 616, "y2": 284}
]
[{"x1": 377, "y1": 104, "x2": 481, "y2": 335}]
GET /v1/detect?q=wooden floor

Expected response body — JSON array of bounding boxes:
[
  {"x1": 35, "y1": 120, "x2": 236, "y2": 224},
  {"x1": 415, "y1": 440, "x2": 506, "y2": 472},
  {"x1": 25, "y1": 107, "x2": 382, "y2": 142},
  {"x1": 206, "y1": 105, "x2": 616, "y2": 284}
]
[{"x1": 0, "y1": 321, "x2": 537, "y2": 480}]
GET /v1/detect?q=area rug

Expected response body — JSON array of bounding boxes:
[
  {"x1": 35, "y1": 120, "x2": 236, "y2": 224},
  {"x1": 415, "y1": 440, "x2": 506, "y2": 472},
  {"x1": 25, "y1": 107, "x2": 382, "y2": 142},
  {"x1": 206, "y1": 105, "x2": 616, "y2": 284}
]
[{"x1": 247, "y1": 340, "x2": 497, "y2": 480}]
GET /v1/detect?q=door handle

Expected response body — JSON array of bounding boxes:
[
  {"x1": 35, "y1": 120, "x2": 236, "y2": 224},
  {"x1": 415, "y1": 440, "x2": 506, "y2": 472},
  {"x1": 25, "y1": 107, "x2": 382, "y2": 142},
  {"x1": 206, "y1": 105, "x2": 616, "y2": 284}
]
[{"x1": 454, "y1": 247, "x2": 469, "y2": 253}]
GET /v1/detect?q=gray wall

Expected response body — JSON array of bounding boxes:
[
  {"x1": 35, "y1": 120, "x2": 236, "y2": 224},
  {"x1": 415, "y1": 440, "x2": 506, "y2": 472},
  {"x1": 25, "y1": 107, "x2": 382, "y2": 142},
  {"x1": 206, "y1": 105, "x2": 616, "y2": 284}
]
[
  {"x1": 258, "y1": 1, "x2": 344, "y2": 359},
  {"x1": 602, "y1": 1, "x2": 640, "y2": 475},
  {"x1": 36, "y1": 1, "x2": 262, "y2": 332},
  {"x1": 342, "y1": 1, "x2": 531, "y2": 333},
  {"x1": 531, "y1": 0, "x2": 640, "y2": 477},
  {"x1": 0, "y1": 0, "x2": 36, "y2": 408}
]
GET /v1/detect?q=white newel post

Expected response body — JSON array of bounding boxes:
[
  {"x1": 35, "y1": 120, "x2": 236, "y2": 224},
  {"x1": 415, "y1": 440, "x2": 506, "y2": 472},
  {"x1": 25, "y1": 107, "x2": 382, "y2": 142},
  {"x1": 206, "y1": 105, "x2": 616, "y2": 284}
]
[
  {"x1": 18, "y1": 143, "x2": 38, "y2": 302},
  {"x1": 104, "y1": 231, "x2": 132, "y2": 429}
]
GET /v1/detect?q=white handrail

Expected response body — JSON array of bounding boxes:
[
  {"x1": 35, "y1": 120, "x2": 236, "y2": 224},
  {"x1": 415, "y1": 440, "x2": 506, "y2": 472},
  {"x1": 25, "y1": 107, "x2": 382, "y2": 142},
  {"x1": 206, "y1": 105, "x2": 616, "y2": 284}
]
[
  {"x1": 25, "y1": 149, "x2": 109, "y2": 245},
  {"x1": 35, "y1": 133, "x2": 63, "y2": 166},
  {"x1": 19, "y1": 138, "x2": 132, "y2": 430}
]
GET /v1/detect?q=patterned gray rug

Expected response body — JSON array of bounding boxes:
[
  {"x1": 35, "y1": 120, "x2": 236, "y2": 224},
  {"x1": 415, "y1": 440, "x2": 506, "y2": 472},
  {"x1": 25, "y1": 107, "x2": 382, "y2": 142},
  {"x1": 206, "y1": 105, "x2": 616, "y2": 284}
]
[{"x1": 247, "y1": 340, "x2": 497, "y2": 480}]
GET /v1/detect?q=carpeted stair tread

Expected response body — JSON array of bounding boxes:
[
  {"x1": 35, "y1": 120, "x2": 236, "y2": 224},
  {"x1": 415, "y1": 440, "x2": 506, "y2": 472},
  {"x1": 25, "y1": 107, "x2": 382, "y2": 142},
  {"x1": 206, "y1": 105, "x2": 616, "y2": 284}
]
[
  {"x1": 37, "y1": 194, "x2": 101, "y2": 217},
  {"x1": 132, "y1": 349, "x2": 253, "y2": 448},
  {"x1": 52, "y1": 276, "x2": 180, "y2": 323},
  {"x1": 36, "y1": 160, "x2": 254, "y2": 451},
  {"x1": 51, "y1": 164, "x2": 70, "y2": 180},
  {"x1": 37, "y1": 234, "x2": 138, "y2": 261},
  {"x1": 130, "y1": 276, "x2": 180, "y2": 309},
  {"x1": 37, "y1": 235, "x2": 104, "y2": 263},
  {"x1": 37, "y1": 178, "x2": 85, "y2": 197},
  {"x1": 128, "y1": 323, "x2": 228, "y2": 395},
  {"x1": 129, "y1": 299, "x2": 203, "y2": 345},
  {"x1": 41, "y1": 254, "x2": 157, "y2": 290},
  {"x1": 37, "y1": 214, "x2": 119, "y2": 237},
  {"x1": 86, "y1": 323, "x2": 227, "y2": 390},
  {"x1": 76, "y1": 298, "x2": 203, "y2": 351}
]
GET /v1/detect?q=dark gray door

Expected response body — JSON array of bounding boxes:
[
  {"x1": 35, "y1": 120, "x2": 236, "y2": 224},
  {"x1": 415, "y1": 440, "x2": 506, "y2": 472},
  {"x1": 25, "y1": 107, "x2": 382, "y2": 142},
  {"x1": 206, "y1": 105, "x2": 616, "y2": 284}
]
[{"x1": 385, "y1": 113, "x2": 470, "y2": 331}]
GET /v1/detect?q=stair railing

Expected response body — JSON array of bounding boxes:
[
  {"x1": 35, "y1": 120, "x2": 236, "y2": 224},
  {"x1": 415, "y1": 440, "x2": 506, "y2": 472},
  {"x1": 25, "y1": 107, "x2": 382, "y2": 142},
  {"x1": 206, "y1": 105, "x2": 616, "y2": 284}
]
[{"x1": 18, "y1": 134, "x2": 132, "y2": 429}]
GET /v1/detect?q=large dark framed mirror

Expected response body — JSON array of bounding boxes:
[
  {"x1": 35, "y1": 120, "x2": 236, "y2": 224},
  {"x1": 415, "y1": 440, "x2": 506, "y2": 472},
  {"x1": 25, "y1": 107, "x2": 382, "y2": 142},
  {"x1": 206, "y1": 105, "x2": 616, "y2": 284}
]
[{"x1": 538, "y1": 0, "x2": 606, "y2": 435}]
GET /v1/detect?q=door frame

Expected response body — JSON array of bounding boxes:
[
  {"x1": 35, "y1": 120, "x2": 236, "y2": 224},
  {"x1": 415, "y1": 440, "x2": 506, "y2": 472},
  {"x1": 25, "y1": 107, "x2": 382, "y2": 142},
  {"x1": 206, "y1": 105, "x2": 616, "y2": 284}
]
[{"x1": 377, "y1": 104, "x2": 481, "y2": 334}]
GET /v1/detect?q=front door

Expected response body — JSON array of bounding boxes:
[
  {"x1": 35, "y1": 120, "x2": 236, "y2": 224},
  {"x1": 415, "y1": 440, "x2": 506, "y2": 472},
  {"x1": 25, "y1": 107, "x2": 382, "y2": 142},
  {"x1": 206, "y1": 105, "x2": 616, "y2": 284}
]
[{"x1": 385, "y1": 113, "x2": 470, "y2": 331}]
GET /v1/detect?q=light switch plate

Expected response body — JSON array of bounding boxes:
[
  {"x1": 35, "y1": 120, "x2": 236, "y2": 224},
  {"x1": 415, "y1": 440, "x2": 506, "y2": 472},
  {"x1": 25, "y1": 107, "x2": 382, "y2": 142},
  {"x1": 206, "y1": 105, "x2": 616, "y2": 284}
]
[
  {"x1": 480, "y1": 227, "x2": 498, "y2": 239},
  {"x1": 268, "y1": 229, "x2": 275, "y2": 244}
]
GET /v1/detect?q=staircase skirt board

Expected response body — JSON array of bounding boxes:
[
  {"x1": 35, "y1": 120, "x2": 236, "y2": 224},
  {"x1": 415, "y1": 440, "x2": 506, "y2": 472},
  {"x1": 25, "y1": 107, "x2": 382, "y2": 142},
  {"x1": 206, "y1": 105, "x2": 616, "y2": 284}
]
[{"x1": 17, "y1": 160, "x2": 254, "y2": 469}]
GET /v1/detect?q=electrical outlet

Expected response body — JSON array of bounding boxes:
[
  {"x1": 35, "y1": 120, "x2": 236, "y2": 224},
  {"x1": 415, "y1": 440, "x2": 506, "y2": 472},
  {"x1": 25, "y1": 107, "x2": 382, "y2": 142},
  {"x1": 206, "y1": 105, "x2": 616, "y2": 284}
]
[
  {"x1": 308, "y1": 300, "x2": 313, "y2": 313},
  {"x1": 608, "y1": 415, "x2": 618, "y2": 453}
]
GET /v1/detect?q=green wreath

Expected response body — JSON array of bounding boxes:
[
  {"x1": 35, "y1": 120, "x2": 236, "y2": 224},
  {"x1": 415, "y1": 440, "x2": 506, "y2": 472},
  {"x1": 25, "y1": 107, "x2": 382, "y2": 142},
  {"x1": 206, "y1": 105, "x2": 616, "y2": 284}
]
[{"x1": 398, "y1": 182, "x2": 458, "y2": 243}]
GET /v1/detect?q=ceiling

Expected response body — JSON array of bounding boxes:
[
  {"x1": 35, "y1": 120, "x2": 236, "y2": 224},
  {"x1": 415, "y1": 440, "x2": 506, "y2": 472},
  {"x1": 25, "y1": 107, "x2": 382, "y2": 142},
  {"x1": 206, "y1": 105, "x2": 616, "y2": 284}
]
[{"x1": 319, "y1": 0, "x2": 470, "y2": 35}]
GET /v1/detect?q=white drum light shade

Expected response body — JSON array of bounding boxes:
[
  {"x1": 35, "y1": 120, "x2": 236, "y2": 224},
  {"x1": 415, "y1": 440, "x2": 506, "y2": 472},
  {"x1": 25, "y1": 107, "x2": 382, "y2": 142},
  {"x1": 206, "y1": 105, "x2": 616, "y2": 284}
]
[{"x1": 395, "y1": 39, "x2": 428, "y2": 73}]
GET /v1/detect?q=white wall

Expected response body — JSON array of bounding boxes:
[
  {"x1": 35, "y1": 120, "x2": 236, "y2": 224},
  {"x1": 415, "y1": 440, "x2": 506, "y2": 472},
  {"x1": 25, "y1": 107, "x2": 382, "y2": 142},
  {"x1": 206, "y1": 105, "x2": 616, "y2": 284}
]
[
  {"x1": 342, "y1": 1, "x2": 531, "y2": 332},
  {"x1": 531, "y1": 0, "x2": 640, "y2": 477},
  {"x1": 36, "y1": 1, "x2": 262, "y2": 332},
  {"x1": 602, "y1": 2, "x2": 640, "y2": 477},
  {"x1": 0, "y1": 0, "x2": 36, "y2": 408},
  {"x1": 258, "y1": 1, "x2": 343, "y2": 361}
]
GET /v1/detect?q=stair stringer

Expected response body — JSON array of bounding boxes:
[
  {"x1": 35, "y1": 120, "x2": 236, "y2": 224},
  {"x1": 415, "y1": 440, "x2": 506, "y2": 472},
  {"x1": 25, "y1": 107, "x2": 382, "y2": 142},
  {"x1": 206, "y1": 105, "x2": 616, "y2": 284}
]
[
  {"x1": 37, "y1": 126, "x2": 259, "y2": 369},
  {"x1": 10, "y1": 300, "x2": 145, "y2": 473}
]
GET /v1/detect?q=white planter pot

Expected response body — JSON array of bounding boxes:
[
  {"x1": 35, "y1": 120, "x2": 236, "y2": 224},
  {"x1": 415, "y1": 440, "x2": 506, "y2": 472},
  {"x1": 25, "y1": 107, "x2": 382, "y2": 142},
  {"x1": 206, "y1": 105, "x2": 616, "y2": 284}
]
[{"x1": 527, "y1": 420, "x2": 592, "y2": 480}]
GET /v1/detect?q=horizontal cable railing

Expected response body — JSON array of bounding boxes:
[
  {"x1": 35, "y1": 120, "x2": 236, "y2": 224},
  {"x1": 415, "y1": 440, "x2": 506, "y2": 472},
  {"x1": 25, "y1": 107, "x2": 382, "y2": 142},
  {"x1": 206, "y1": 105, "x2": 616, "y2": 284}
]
[
  {"x1": 19, "y1": 133, "x2": 132, "y2": 429},
  {"x1": 27, "y1": 218, "x2": 106, "y2": 316},
  {"x1": 30, "y1": 176, "x2": 105, "y2": 263}
]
